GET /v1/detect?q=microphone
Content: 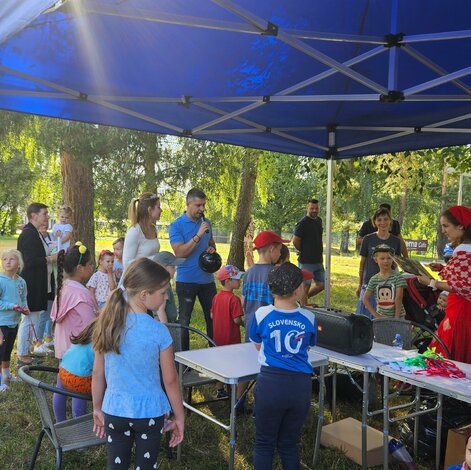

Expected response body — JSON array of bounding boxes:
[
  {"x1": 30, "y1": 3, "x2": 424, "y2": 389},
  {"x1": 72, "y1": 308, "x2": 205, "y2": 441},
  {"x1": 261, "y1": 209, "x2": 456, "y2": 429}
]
[{"x1": 201, "y1": 213, "x2": 210, "y2": 233}]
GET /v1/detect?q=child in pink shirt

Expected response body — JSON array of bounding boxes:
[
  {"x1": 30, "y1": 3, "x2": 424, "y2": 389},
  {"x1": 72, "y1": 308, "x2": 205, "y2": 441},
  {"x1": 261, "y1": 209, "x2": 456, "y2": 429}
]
[{"x1": 50, "y1": 242, "x2": 97, "y2": 422}]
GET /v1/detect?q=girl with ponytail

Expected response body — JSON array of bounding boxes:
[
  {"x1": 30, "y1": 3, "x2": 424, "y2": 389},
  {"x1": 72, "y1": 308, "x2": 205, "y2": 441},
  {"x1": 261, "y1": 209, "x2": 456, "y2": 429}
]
[
  {"x1": 92, "y1": 257, "x2": 184, "y2": 470},
  {"x1": 50, "y1": 242, "x2": 96, "y2": 422}
]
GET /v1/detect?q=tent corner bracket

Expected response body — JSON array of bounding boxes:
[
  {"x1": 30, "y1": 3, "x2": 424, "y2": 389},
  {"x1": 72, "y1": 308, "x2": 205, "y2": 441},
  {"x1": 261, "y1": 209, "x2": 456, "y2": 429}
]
[
  {"x1": 380, "y1": 90, "x2": 404, "y2": 103},
  {"x1": 383, "y1": 32, "x2": 405, "y2": 48},
  {"x1": 262, "y1": 22, "x2": 278, "y2": 37}
]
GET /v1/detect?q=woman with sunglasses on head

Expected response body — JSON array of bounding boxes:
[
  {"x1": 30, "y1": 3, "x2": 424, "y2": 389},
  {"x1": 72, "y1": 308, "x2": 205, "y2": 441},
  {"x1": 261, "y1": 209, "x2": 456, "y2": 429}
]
[
  {"x1": 86, "y1": 249, "x2": 116, "y2": 310},
  {"x1": 122, "y1": 193, "x2": 162, "y2": 270},
  {"x1": 417, "y1": 206, "x2": 471, "y2": 363},
  {"x1": 50, "y1": 242, "x2": 97, "y2": 421}
]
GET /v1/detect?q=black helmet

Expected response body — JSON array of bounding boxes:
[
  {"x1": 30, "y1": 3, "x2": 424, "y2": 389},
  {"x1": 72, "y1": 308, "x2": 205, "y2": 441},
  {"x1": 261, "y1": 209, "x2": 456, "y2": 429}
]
[{"x1": 199, "y1": 251, "x2": 222, "y2": 273}]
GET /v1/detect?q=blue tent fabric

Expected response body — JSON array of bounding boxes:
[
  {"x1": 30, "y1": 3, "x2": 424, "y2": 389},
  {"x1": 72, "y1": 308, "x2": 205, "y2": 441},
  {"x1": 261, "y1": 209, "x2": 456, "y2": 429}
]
[{"x1": 1, "y1": 0, "x2": 471, "y2": 158}]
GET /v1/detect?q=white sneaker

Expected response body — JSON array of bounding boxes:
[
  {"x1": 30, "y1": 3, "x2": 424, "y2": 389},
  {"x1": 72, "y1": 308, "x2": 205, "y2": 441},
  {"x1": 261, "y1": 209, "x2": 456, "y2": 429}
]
[
  {"x1": 33, "y1": 344, "x2": 54, "y2": 354},
  {"x1": 7, "y1": 375, "x2": 20, "y2": 383},
  {"x1": 0, "y1": 384, "x2": 8, "y2": 392},
  {"x1": 43, "y1": 340, "x2": 55, "y2": 347}
]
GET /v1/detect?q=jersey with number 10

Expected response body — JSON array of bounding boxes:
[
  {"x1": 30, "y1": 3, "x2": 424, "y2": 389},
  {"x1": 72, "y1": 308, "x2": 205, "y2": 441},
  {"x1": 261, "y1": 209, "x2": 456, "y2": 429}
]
[{"x1": 249, "y1": 305, "x2": 316, "y2": 374}]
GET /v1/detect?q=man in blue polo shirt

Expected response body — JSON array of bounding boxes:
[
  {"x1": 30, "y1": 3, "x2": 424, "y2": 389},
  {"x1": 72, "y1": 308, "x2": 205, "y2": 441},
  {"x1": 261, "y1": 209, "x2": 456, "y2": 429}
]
[{"x1": 169, "y1": 188, "x2": 217, "y2": 350}]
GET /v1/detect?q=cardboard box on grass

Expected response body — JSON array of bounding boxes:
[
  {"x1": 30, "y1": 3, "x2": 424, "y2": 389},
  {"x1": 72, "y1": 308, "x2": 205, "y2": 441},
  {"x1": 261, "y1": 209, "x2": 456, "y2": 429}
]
[
  {"x1": 444, "y1": 424, "x2": 471, "y2": 469},
  {"x1": 321, "y1": 417, "x2": 386, "y2": 468}
]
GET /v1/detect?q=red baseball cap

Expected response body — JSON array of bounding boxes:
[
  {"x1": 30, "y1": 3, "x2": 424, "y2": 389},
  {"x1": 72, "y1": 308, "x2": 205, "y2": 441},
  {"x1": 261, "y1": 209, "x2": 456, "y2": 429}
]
[
  {"x1": 253, "y1": 231, "x2": 289, "y2": 250},
  {"x1": 217, "y1": 265, "x2": 244, "y2": 281}
]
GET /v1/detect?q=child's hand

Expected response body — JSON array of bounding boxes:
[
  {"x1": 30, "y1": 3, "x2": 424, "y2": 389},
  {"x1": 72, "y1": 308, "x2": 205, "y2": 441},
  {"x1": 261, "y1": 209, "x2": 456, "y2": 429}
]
[
  {"x1": 93, "y1": 409, "x2": 105, "y2": 438},
  {"x1": 22, "y1": 307, "x2": 30, "y2": 315},
  {"x1": 106, "y1": 265, "x2": 113, "y2": 274},
  {"x1": 55, "y1": 230, "x2": 63, "y2": 238},
  {"x1": 167, "y1": 418, "x2": 184, "y2": 447}
]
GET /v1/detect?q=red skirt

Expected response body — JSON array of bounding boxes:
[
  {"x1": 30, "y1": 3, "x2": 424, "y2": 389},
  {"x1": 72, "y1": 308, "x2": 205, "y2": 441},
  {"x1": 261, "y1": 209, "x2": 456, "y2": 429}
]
[{"x1": 431, "y1": 293, "x2": 471, "y2": 364}]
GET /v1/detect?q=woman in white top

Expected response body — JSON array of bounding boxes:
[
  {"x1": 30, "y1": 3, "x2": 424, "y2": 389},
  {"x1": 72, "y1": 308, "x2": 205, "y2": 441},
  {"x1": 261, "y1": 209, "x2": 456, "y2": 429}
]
[{"x1": 122, "y1": 193, "x2": 162, "y2": 269}]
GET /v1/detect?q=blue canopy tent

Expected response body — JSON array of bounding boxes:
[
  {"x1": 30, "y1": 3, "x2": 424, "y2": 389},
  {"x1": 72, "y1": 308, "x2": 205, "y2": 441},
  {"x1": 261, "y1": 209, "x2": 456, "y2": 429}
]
[{"x1": 1, "y1": 0, "x2": 471, "y2": 304}]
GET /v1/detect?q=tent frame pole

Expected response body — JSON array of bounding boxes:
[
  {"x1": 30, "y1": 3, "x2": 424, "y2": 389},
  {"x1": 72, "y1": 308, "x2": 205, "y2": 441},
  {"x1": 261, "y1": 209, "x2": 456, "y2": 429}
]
[{"x1": 324, "y1": 128, "x2": 335, "y2": 307}]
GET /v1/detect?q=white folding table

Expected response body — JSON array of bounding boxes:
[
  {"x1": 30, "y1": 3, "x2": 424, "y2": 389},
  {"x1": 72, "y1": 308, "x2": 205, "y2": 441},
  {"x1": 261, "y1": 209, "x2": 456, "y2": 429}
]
[
  {"x1": 380, "y1": 360, "x2": 471, "y2": 470},
  {"x1": 313, "y1": 343, "x2": 417, "y2": 470},
  {"x1": 174, "y1": 342, "x2": 328, "y2": 470}
]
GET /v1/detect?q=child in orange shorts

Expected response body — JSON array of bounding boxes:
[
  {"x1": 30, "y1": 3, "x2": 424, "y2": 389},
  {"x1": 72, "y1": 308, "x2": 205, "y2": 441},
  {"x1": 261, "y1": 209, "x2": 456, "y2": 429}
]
[{"x1": 59, "y1": 320, "x2": 95, "y2": 395}]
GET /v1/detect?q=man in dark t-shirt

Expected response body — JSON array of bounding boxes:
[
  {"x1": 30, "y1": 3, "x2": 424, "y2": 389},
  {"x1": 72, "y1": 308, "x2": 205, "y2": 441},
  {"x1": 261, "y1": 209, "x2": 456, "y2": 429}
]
[
  {"x1": 356, "y1": 203, "x2": 408, "y2": 257},
  {"x1": 292, "y1": 199, "x2": 324, "y2": 305}
]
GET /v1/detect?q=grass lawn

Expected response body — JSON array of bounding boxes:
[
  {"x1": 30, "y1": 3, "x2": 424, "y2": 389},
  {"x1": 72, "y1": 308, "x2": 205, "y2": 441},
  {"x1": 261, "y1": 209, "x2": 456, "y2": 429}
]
[{"x1": 0, "y1": 237, "x2": 432, "y2": 469}]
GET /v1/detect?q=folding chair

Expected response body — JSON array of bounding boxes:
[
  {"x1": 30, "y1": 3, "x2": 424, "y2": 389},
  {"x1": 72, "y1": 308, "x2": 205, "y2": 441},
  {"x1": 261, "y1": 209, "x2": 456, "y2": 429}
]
[
  {"x1": 18, "y1": 365, "x2": 105, "y2": 470},
  {"x1": 372, "y1": 318, "x2": 450, "y2": 358},
  {"x1": 165, "y1": 323, "x2": 219, "y2": 405}
]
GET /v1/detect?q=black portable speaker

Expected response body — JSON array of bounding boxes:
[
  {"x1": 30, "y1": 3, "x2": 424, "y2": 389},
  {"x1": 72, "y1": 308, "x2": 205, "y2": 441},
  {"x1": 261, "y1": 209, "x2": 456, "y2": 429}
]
[{"x1": 308, "y1": 307, "x2": 373, "y2": 355}]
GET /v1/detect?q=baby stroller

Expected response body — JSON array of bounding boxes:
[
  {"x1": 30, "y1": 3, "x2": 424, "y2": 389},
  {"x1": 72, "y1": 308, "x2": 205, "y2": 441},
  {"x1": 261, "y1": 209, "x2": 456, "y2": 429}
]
[{"x1": 403, "y1": 276, "x2": 444, "y2": 330}]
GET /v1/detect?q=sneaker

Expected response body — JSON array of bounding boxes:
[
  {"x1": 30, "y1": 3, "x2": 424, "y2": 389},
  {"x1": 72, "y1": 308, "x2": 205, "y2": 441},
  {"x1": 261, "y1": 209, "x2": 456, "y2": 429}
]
[
  {"x1": 43, "y1": 339, "x2": 55, "y2": 348},
  {"x1": 216, "y1": 389, "x2": 229, "y2": 399},
  {"x1": 0, "y1": 384, "x2": 8, "y2": 392},
  {"x1": 33, "y1": 344, "x2": 54, "y2": 354},
  {"x1": 6, "y1": 375, "x2": 20, "y2": 383}
]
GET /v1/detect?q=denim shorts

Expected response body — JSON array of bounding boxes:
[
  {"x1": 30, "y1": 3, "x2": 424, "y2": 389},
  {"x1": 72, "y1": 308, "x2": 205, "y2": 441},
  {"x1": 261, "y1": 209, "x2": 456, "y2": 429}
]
[{"x1": 299, "y1": 263, "x2": 325, "y2": 284}]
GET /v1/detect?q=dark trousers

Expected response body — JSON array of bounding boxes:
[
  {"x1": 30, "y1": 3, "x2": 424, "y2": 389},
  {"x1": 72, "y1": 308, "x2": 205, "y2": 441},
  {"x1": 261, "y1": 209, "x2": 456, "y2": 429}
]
[
  {"x1": 254, "y1": 366, "x2": 312, "y2": 470},
  {"x1": 104, "y1": 413, "x2": 164, "y2": 470},
  {"x1": 176, "y1": 281, "x2": 216, "y2": 350},
  {"x1": 0, "y1": 325, "x2": 18, "y2": 362}
]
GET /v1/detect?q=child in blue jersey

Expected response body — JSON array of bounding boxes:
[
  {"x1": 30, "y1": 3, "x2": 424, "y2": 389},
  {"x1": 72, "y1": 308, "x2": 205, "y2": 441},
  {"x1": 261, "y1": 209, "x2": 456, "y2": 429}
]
[
  {"x1": 92, "y1": 258, "x2": 184, "y2": 470},
  {"x1": 250, "y1": 262, "x2": 316, "y2": 470}
]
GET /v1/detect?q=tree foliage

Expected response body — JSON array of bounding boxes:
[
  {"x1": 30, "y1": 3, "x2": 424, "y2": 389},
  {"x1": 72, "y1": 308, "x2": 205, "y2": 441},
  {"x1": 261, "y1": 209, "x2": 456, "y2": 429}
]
[{"x1": 2, "y1": 108, "x2": 471, "y2": 260}]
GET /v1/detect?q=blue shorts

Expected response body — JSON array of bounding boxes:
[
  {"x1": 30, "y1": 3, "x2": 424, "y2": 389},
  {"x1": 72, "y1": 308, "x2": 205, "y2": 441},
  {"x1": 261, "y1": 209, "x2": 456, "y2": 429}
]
[{"x1": 299, "y1": 263, "x2": 325, "y2": 284}]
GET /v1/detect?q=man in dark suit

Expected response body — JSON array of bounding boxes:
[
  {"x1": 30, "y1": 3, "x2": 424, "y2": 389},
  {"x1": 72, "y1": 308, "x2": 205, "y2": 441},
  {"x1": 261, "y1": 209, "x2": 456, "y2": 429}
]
[{"x1": 16, "y1": 203, "x2": 57, "y2": 364}]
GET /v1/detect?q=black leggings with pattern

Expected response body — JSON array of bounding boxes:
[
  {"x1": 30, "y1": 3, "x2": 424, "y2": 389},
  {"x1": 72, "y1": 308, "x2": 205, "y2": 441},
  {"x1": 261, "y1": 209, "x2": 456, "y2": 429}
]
[{"x1": 104, "y1": 413, "x2": 165, "y2": 469}]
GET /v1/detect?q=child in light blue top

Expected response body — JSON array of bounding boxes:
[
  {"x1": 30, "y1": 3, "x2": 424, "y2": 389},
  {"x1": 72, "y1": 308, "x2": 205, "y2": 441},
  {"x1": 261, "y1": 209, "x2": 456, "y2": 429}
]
[
  {"x1": 0, "y1": 249, "x2": 29, "y2": 390},
  {"x1": 59, "y1": 320, "x2": 96, "y2": 395},
  {"x1": 102, "y1": 313, "x2": 172, "y2": 418},
  {"x1": 92, "y1": 258, "x2": 184, "y2": 470}
]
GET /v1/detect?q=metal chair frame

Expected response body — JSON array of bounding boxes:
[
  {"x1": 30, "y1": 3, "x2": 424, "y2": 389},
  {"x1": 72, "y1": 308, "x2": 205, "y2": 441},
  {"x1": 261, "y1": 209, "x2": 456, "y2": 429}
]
[
  {"x1": 372, "y1": 318, "x2": 451, "y2": 358},
  {"x1": 165, "y1": 323, "x2": 220, "y2": 406},
  {"x1": 18, "y1": 365, "x2": 105, "y2": 470}
]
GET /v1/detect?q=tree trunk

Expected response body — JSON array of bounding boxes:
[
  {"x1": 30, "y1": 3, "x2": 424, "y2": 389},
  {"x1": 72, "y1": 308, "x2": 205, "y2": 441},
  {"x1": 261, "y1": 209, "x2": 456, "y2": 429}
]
[
  {"x1": 340, "y1": 229, "x2": 350, "y2": 253},
  {"x1": 436, "y1": 161, "x2": 448, "y2": 257},
  {"x1": 142, "y1": 133, "x2": 159, "y2": 192},
  {"x1": 227, "y1": 151, "x2": 259, "y2": 270},
  {"x1": 398, "y1": 187, "x2": 407, "y2": 226},
  {"x1": 61, "y1": 150, "x2": 96, "y2": 263}
]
